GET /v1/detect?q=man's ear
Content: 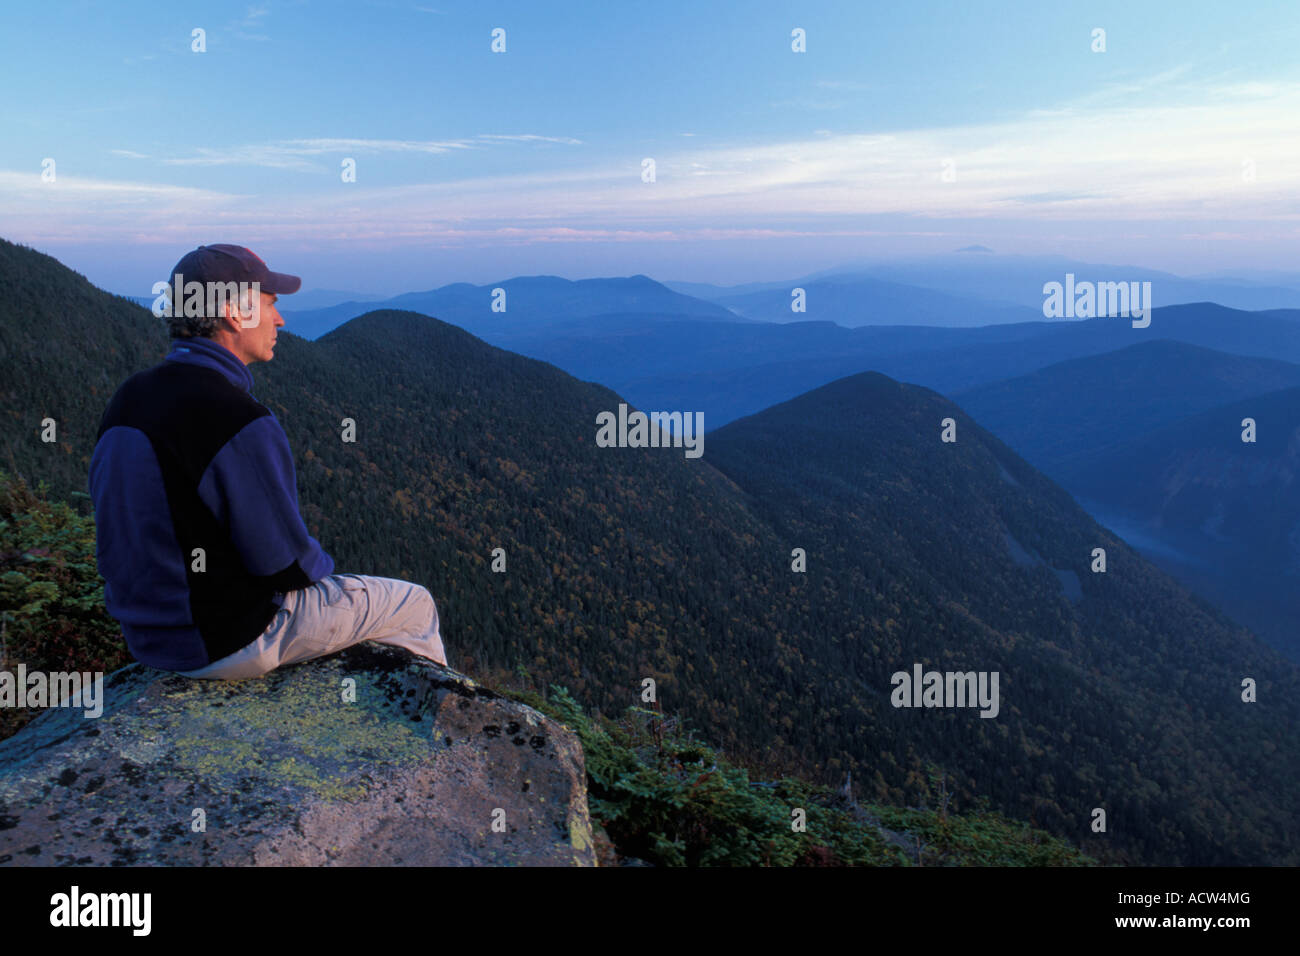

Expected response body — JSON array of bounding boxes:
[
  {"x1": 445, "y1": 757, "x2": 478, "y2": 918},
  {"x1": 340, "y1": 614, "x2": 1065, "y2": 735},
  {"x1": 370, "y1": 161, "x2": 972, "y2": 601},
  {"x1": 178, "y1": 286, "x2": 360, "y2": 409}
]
[
  {"x1": 234, "y1": 289, "x2": 261, "y2": 328},
  {"x1": 218, "y1": 299, "x2": 242, "y2": 334}
]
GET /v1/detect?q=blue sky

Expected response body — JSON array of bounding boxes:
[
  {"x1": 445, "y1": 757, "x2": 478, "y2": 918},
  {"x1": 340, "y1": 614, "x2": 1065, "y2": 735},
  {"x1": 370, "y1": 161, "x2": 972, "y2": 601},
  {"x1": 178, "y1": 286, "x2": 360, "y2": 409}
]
[{"x1": 2, "y1": 0, "x2": 1299, "y2": 295}]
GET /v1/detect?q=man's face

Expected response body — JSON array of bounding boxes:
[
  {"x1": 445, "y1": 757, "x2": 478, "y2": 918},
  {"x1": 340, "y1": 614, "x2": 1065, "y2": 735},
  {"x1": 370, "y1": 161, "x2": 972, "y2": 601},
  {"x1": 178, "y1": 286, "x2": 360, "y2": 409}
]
[{"x1": 228, "y1": 290, "x2": 284, "y2": 363}]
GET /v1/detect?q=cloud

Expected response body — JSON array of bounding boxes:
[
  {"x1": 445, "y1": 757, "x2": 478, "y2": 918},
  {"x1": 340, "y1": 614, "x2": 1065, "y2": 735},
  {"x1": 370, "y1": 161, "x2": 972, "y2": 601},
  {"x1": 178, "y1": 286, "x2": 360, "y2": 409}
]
[
  {"x1": 1065, "y1": 62, "x2": 1198, "y2": 107},
  {"x1": 231, "y1": 2, "x2": 272, "y2": 42},
  {"x1": 475, "y1": 134, "x2": 584, "y2": 145},
  {"x1": 160, "y1": 139, "x2": 475, "y2": 170},
  {"x1": 0, "y1": 170, "x2": 246, "y2": 243},
  {"x1": 8, "y1": 74, "x2": 1300, "y2": 246},
  {"x1": 155, "y1": 135, "x2": 580, "y2": 169}
]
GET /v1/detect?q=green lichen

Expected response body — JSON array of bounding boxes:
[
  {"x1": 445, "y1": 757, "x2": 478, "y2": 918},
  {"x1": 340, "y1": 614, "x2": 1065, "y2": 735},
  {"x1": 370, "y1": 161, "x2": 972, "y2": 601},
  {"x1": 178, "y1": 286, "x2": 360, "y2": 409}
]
[
  {"x1": 156, "y1": 666, "x2": 436, "y2": 802},
  {"x1": 570, "y1": 808, "x2": 594, "y2": 865}
]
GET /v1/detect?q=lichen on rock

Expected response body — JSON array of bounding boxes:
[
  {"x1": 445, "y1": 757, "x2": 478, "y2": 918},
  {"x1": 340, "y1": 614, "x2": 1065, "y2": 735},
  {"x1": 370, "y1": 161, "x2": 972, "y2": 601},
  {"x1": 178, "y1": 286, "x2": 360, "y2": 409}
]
[{"x1": 0, "y1": 644, "x2": 596, "y2": 866}]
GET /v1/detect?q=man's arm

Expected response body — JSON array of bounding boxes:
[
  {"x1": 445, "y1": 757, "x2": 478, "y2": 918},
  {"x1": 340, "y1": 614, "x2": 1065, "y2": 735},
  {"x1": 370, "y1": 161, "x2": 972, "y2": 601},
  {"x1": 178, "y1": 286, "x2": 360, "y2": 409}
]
[{"x1": 197, "y1": 413, "x2": 334, "y2": 589}]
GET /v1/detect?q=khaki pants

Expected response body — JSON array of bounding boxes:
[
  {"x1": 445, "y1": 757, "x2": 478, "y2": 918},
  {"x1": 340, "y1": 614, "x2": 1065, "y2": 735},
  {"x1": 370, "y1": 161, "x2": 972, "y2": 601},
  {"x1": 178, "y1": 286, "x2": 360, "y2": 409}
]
[{"x1": 177, "y1": 574, "x2": 447, "y2": 680}]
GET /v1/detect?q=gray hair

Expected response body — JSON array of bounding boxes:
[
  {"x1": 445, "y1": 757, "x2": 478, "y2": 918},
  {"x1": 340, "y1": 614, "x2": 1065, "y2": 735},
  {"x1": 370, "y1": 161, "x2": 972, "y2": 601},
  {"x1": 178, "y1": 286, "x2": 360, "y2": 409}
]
[{"x1": 163, "y1": 279, "x2": 255, "y2": 339}]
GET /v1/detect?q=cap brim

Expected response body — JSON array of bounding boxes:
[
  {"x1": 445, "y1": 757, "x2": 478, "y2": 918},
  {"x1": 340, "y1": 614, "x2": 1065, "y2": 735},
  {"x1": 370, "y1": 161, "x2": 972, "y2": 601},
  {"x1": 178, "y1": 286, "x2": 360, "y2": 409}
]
[{"x1": 263, "y1": 271, "x2": 302, "y2": 294}]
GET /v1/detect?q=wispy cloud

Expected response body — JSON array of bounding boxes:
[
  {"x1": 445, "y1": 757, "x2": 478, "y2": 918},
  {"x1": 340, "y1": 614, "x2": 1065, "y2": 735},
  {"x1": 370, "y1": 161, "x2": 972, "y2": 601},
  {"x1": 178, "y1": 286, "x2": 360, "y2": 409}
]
[
  {"x1": 475, "y1": 134, "x2": 584, "y2": 145},
  {"x1": 159, "y1": 139, "x2": 475, "y2": 170},
  {"x1": 0, "y1": 170, "x2": 245, "y2": 243},
  {"x1": 231, "y1": 3, "x2": 272, "y2": 42},
  {"x1": 1065, "y1": 62, "x2": 1198, "y2": 107},
  {"x1": 149, "y1": 135, "x2": 581, "y2": 170},
  {"x1": 8, "y1": 74, "x2": 1300, "y2": 246}
]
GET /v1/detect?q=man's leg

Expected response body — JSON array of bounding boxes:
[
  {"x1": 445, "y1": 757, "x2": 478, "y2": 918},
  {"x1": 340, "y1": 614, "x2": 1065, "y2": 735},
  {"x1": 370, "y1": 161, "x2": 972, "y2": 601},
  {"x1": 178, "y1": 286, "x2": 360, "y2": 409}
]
[
  {"x1": 298, "y1": 573, "x2": 447, "y2": 666},
  {"x1": 177, "y1": 574, "x2": 447, "y2": 680}
]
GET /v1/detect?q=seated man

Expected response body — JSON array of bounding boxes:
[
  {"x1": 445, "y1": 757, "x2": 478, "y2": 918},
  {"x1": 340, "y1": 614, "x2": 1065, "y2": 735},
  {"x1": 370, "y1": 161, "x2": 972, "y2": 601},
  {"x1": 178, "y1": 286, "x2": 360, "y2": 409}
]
[{"x1": 88, "y1": 243, "x2": 447, "y2": 680}]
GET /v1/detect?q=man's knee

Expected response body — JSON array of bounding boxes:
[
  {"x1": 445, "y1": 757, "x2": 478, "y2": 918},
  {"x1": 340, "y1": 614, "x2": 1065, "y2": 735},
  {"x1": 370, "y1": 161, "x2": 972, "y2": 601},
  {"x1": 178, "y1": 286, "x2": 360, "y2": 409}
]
[
  {"x1": 415, "y1": 585, "x2": 438, "y2": 627},
  {"x1": 392, "y1": 580, "x2": 436, "y2": 629}
]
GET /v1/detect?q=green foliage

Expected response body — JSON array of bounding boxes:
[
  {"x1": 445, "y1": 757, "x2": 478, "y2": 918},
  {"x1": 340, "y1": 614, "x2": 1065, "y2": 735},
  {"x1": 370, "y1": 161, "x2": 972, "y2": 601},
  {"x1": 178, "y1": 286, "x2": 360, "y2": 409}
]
[
  {"x1": 503, "y1": 682, "x2": 1092, "y2": 867},
  {"x1": 869, "y1": 806, "x2": 1093, "y2": 867},
  {"x1": 0, "y1": 469, "x2": 132, "y2": 739}
]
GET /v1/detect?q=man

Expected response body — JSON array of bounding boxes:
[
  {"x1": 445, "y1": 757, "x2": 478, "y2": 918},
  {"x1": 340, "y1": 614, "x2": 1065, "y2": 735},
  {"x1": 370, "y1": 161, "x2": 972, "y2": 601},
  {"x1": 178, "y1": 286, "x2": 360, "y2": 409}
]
[{"x1": 88, "y1": 243, "x2": 447, "y2": 680}]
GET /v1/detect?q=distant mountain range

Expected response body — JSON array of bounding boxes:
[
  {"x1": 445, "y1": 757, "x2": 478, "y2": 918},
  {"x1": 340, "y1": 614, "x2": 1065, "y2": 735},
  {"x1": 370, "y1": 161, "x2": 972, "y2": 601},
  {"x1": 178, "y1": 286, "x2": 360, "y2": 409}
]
[
  {"x1": 276, "y1": 273, "x2": 748, "y2": 341},
  {"x1": 670, "y1": 254, "x2": 1300, "y2": 314},
  {"x1": 280, "y1": 288, "x2": 387, "y2": 311},
  {"x1": 706, "y1": 276, "x2": 1039, "y2": 327},
  {"x1": 254, "y1": 272, "x2": 1300, "y2": 449},
  {"x1": 121, "y1": 252, "x2": 1300, "y2": 347},
  {"x1": 956, "y1": 340, "x2": 1300, "y2": 470},
  {"x1": 480, "y1": 301, "x2": 1300, "y2": 430},
  {"x1": 4, "y1": 236, "x2": 1299, "y2": 866},
  {"x1": 793, "y1": 252, "x2": 1300, "y2": 312},
  {"x1": 113, "y1": 251, "x2": 1297, "y2": 346}
]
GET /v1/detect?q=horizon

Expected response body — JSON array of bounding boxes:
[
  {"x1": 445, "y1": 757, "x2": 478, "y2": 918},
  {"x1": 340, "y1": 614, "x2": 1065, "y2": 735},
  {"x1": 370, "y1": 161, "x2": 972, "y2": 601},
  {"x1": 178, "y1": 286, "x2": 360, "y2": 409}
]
[
  {"x1": 16, "y1": 239, "x2": 1300, "y2": 304},
  {"x1": 3, "y1": 0, "x2": 1300, "y2": 297}
]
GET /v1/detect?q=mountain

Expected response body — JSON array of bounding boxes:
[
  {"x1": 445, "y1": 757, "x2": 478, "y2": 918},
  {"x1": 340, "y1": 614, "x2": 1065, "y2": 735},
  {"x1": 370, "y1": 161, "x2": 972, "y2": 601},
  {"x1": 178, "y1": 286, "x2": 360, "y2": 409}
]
[
  {"x1": 667, "y1": 254, "x2": 1300, "y2": 313},
  {"x1": 3, "y1": 236, "x2": 1299, "y2": 866},
  {"x1": 1053, "y1": 385, "x2": 1300, "y2": 662},
  {"x1": 711, "y1": 275, "x2": 1039, "y2": 327},
  {"x1": 702, "y1": 372, "x2": 1298, "y2": 866},
  {"x1": 279, "y1": 274, "x2": 746, "y2": 341},
  {"x1": 517, "y1": 304, "x2": 1300, "y2": 430},
  {"x1": 486, "y1": 316, "x2": 1073, "y2": 427},
  {"x1": 659, "y1": 277, "x2": 799, "y2": 300},
  {"x1": 272, "y1": 288, "x2": 386, "y2": 310},
  {"x1": 279, "y1": 276, "x2": 1300, "y2": 437},
  {"x1": 955, "y1": 341, "x2": 1300, "y2": 472},
  {"x1": 952, "y1": 342, "x2": 1300, "y2": 662},
  {"x1": 1193, "y1": 268, "x2": 1300, "y2": 290},
  {"x1": 0, "y1": 241, "x2": 174, "y2": 500},
  {"x1": 803, "y1": 253, "x2": 1300, "y2": 312}
]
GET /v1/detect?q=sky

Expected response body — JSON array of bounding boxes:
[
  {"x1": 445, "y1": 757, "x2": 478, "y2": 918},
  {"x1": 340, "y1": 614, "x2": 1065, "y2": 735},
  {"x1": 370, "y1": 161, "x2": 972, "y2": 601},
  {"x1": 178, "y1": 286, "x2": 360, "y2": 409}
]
[{"x1": 2, "y1": 0, "x2": 1299, "y2": 296}]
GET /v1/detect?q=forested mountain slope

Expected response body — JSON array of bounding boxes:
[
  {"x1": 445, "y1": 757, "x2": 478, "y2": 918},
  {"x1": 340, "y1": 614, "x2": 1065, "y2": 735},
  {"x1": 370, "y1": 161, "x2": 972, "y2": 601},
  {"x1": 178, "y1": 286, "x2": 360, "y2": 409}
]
[{"x1": 2, "y1": 238, "x2": 1296, "y2": 866}]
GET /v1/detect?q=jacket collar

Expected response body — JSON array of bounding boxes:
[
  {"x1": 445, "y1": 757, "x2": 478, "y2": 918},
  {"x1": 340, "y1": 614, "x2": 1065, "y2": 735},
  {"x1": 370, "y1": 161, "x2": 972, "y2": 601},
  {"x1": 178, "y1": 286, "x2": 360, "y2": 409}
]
[{"x1": 165, "y1": 337, "x2": 254, "y2": 392}]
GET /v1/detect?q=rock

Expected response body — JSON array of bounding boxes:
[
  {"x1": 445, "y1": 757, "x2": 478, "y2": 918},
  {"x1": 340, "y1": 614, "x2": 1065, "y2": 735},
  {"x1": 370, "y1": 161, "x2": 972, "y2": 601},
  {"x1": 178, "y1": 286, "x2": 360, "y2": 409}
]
[{"x1": 0, "y1": 644, "x2": 596, "y2": 866}]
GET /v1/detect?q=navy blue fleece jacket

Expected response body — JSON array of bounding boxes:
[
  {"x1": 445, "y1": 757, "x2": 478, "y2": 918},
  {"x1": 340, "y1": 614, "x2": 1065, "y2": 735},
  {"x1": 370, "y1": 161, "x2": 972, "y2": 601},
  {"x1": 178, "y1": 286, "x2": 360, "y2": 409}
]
[{"x1": 89, "y1": 337, "x2": 333, "y2": 671}]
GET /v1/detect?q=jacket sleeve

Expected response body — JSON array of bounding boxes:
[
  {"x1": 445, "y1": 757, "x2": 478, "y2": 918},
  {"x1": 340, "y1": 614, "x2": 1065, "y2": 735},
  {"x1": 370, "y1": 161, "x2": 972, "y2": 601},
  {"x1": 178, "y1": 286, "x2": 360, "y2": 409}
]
[{"x1": 197, "y1": 412, "x2": 334, "y2": 590}]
